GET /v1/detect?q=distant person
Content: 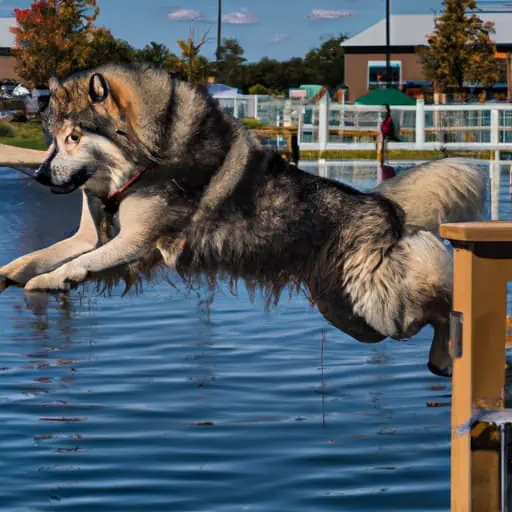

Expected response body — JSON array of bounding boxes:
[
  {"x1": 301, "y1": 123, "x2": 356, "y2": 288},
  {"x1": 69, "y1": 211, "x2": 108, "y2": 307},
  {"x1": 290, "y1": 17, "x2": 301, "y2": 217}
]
[
  {"x1": 380, "y1": 104, "x2": 400, "y2": 143},
  {"x1": 377, "y1": 104, "x2": 399, "y2": 182}
]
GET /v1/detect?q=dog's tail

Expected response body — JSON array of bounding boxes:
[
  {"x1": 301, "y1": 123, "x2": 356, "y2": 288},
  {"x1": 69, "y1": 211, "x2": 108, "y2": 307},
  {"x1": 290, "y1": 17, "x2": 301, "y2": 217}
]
[{"x1": 374, "y1": 158, "x2": 487, "y2": 234}]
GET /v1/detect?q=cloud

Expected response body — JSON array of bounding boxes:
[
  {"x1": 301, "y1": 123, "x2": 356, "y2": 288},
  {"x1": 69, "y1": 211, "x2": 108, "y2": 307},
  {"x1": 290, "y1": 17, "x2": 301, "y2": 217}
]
[
  {"x1": 168, "y1": 8, "x2": 207, "y2": 22},
  {"x1": 222, "y1": 11, "x2": 259, "y2": 25},
  {"x1": 270, "y1": 33, "x2": 290, "y2": 44},
  {"x1": 307, "y1": 9, "x2": 355, "y2": 20}
]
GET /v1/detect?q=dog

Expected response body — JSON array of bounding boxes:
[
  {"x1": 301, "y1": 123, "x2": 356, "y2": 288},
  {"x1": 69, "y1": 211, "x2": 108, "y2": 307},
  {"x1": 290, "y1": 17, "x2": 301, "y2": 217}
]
[{"x1": 0, "y1": 64, "x2": 487, "y2": 377}]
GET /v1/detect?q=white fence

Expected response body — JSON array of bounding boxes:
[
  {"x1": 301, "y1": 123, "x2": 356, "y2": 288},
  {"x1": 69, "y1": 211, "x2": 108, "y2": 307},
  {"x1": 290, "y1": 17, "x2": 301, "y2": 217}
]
[
  {"x1": 298, "y1": 95, "x2": 512, "y2": 154},
  {"x1": 215, "y1": 93, "x2": 512, "y2": 154},
  {"x1": 214, "y1": 95, "x2": 299, "y2": 127}
]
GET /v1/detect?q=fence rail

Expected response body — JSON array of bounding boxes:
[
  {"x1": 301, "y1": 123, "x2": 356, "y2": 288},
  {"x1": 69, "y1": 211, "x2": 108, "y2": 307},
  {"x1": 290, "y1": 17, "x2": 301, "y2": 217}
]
[
  {"x1": 298, "y1": 96, "x2": 512, "y2": 153},
  {"x1": 215, "y1": 94, "x2": 512, "y2": 155}
]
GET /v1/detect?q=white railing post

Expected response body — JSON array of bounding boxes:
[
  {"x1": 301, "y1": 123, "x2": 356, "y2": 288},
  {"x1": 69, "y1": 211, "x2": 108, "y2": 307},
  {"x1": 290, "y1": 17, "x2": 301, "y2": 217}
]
[
  {"x1": 318, "y1": 158, "x2": 328, "y2": 178},
  {"x1": 490, "y1": 158, "x2": 501, "y2": 220},
  {"x1": 233, "y1": 98, "x2": 239, "y2": 119},
  {"x1": 491, "y1": 107, "x2": 499, "y2": 146},
  {"x1": 415, "y1": 98, "x2": 425, "y2": 148},
  {"x1": 318, "y1": 93, "x2": 329, "y2": 151},
  {"x1": 254, "y1": 95, "x2": 259, "y2": 120},
  {"x1": 297, "y1": 105, "x2": 304, "y2": 148}
]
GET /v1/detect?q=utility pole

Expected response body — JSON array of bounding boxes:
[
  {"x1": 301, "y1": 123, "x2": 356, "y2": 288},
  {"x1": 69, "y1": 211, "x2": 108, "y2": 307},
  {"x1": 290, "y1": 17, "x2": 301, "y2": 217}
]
[
  {"x1": 216, "y1": 0, "x2": 222, "y2": 63},
  {"x1": 385, "y1": 0, "x2": 391, "y2": 88}
]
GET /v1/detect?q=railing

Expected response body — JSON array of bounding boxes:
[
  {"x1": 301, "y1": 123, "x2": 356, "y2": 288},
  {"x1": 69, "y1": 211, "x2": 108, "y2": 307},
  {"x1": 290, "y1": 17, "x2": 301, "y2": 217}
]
[
  {"x1": 214, "y1": 94, "x2": 512, "y2": 155},
  {"x1": 213, "y1": 95, "x2": 298, "y2": 127},
  {"x1": 299, "y1": 95, "x2": 512, "y2": 154}
]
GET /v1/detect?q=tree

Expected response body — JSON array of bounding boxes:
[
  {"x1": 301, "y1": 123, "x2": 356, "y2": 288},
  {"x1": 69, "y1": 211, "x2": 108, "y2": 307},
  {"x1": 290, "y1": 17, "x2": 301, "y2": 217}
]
[
  {"x1": 136, "y1": 41, "x2": 171, "y2": 68},
  {"x1": 11, "y1": 0, "x2": 100, "y2": 88},
  {"x1": 419, "y1": 0, "x2": 499, "y2": 91},
  {"x1": 304, "y1": 33, "x2": 347, "y2": 88},
  {"x1": 84, "y1": 27, "x2": 135, "y2": 68},
  {"x1": 176, "y1": 29, "x2": 211, "y2": 83},
  {"x1": 216, "y1": 38, "x2": 246, "y2": 86}
]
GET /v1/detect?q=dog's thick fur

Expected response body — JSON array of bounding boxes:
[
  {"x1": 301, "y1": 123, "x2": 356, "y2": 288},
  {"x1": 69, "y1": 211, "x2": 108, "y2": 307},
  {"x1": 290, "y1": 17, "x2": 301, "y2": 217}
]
[{"x1": 0, "y1": 64, "x2": 487, "y2": 377}]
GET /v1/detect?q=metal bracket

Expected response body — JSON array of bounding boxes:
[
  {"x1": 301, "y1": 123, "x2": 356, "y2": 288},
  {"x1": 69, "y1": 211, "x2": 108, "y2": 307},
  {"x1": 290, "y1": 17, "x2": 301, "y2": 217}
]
[{"x1": 450, "y1": 311, "x2": 463, "y2": 359}]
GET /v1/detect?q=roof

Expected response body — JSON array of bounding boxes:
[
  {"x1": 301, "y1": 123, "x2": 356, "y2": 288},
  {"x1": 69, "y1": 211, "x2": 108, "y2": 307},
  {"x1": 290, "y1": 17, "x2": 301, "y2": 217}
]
[
  {"x1": 342, "y1": 13, "x2": 512, "y2": 48},
  {"x1": 206, "y1": 83, "x2": 242, "y2": 97},
  {"x1": 299, "y1": 85, "x2": 323, "y2": 100},
  {"x1": 0, "y1": 18, "x2": 16, "y2": 49}
]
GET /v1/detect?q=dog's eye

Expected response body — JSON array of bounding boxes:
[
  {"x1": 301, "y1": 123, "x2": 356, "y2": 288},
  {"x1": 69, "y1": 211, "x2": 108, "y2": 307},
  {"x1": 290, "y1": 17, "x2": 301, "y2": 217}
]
[{"x1": 66, "y1": 133, "x2": 81, "y2": 145}]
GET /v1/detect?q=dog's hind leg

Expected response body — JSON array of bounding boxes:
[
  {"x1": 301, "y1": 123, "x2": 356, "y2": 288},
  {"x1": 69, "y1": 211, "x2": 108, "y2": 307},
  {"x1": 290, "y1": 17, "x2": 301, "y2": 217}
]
[
  {"x1": 0, "y1": 190, "x2": 102, "y2": 288},
  {"x1": 24, "y1": 195, "x2": 167, "y2": 291},
  {"x1": 428, "y1": 320, "x2": 452, "y2": 377}
]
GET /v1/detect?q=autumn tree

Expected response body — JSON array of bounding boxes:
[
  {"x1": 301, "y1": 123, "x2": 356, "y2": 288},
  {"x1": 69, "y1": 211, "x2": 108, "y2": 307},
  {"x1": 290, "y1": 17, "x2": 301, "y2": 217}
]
[
  {"x1": 419, "y1": 0, "x2": 499, "y2": 91},
  {"x1": 176, "y1": 29, "x2": 212, "y2": 83},
  {"x1": 11, "y1": 0, "x2": 100, "y2": 88}
]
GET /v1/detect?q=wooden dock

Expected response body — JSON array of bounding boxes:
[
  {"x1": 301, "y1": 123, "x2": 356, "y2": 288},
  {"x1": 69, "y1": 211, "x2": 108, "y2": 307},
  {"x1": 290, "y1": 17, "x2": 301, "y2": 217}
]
[{"x1": 0, "y1": 143, "x2": 46, "y2": 167}]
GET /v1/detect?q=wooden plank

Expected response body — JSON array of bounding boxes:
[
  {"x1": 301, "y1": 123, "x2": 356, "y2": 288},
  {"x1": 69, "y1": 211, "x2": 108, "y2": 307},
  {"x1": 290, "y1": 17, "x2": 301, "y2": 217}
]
[
  {"x1": 450, "y1": 246, "x2": 508, "y2": 512},
  {"x1": 441, "y1": 222, "x2": 512, "y2": 242}
]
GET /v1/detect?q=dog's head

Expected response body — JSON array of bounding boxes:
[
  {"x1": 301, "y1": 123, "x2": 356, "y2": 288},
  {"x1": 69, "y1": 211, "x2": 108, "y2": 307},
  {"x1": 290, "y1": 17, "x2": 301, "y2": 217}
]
[
  {"x1": 37, "y1": 69, "x2": 149, "y2": 196},
  {"x1": 38, "y1": 63, "x2": 237, "y2": 196}
]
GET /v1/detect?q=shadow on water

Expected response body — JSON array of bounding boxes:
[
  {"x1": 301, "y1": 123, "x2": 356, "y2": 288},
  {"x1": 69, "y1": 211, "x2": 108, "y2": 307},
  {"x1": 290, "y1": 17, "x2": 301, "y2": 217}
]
[{"x1": 0, "y1": 161, "x2": 503, "y2": 511}]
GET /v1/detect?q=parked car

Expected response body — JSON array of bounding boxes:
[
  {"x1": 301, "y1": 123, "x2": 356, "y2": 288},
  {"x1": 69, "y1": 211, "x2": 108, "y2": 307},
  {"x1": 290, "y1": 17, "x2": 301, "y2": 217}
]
[
  {"x1": 11, "y1": 84, "x2": 30, "y2": 98},
  {"x1": 25, "y1": 88, "x2": 50, "y2": 116},
  {"x1": 0, "y1": 81, "x2": 18, "y2": 99}
]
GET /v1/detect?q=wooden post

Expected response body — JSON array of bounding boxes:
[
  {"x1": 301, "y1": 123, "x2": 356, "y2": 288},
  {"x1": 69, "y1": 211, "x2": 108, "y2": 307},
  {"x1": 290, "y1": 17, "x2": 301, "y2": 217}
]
[
  {"x1": 376, "y1": 133, "x2": 386, "y2": 183},
  {"x1": 441, "y1": 222, "x2": 512, "y2": 512}
]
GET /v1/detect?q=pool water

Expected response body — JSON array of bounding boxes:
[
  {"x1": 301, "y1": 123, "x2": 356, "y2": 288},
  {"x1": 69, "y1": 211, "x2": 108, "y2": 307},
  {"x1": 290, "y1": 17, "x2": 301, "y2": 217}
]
[{"x1": 0, "y1": 161, "x2": 506, "y2": 511}]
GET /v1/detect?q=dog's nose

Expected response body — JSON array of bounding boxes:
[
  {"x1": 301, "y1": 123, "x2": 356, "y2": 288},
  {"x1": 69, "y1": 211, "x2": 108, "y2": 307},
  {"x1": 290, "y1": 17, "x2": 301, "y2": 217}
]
[{"x1": 34, "y1": 162, "x2": 52, "y2": 186}]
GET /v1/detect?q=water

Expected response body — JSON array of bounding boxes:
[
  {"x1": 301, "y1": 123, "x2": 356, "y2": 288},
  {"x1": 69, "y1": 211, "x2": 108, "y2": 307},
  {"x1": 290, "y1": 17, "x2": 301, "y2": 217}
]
[{"x1": 0, "y1": 161, "x2": 506, "y2": 512}]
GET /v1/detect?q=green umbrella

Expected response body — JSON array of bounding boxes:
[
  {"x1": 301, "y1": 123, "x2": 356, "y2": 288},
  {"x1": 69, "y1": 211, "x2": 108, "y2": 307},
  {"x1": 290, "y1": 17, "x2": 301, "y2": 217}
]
[{"x1": 355, "y1": 88, "x2": 416, "y2": 106}]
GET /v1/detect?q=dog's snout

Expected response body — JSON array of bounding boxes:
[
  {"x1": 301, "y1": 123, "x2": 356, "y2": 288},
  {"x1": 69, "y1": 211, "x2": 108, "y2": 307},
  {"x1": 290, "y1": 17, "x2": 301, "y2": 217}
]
[{"x1": 34, "y1": 162, "x2": 52, "y2": 186}]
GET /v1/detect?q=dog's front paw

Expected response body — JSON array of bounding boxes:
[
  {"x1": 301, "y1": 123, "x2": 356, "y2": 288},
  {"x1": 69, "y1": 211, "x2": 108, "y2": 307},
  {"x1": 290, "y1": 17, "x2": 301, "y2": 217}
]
[
  {"x1": 24, "y1": 265, "x2": 88, "y2": 292},
  {"x1": 0, "y1": 259, "x2": 35, "y2": 288}
]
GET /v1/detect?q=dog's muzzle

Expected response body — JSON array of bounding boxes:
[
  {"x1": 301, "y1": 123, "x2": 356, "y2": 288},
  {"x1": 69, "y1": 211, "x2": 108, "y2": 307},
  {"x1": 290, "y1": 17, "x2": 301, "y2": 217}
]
[
  {"x1": 34, "y1": 162, "x2": 83, "y2": 194},
  {"x1": 34, "y1": 162, "x2": 53, "y2": 187}
]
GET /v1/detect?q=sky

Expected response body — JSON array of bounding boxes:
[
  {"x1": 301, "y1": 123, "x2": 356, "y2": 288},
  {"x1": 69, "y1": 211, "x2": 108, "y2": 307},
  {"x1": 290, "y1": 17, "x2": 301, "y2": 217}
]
[{"x1": 0, "y1": 0, "x2": 447, "y2": 62}]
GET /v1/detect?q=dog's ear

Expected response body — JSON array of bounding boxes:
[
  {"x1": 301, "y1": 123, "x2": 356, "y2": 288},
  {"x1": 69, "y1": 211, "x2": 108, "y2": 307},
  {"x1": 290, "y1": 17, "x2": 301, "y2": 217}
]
[
  {"x1": 89, "y1": 73, "x2": 109, "y2": 103},
  {"x1": 48, "y1": 76, "x2": 60, "y2": 95}
]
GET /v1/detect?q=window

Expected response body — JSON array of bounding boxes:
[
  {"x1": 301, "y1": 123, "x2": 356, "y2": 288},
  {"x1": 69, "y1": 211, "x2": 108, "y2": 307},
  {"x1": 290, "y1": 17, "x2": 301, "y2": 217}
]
[{"x1": 367, "y1": 61, "x2": 401, "y2": 89}]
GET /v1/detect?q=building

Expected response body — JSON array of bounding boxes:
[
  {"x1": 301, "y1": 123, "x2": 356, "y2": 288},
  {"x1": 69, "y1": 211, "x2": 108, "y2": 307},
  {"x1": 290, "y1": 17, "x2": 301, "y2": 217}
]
[
  {"x1": 0, "y1": 17, "x2": 17, "y2": 81},
  {"x1": 342, "y1": 13, "x2": 512, "y2": 102}
]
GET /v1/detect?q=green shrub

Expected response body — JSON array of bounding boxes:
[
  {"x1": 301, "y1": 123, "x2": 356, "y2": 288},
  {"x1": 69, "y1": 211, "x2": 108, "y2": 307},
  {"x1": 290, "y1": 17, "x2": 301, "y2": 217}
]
[
  {"x1": 241, "y1": 117, "x2": 263, "y2": 129},
  {"x1": 248, "y1": 84, "x2": 271, "y2": 95},
  {"x1": 0, "y1": 99, "x2": 25, "y2": 112},
  {"x1": 0, "y1": 122, "x2": 14, "y2": 137}
]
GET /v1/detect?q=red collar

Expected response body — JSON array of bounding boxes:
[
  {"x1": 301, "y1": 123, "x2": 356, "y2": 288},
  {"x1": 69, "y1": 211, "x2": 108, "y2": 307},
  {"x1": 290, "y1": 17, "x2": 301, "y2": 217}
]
[{"x1": 107, "y1": 163, "x2": 157, "y2": 201}]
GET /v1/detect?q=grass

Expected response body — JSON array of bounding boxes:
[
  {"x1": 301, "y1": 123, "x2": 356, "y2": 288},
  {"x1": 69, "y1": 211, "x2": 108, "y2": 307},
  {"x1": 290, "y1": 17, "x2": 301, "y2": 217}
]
[
  {"x1": 299, "y1": 149, "x2": 494, "y2": 161},
  {"x1": 0, "y1": 120, "x2": 48, "y2": 151}
]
